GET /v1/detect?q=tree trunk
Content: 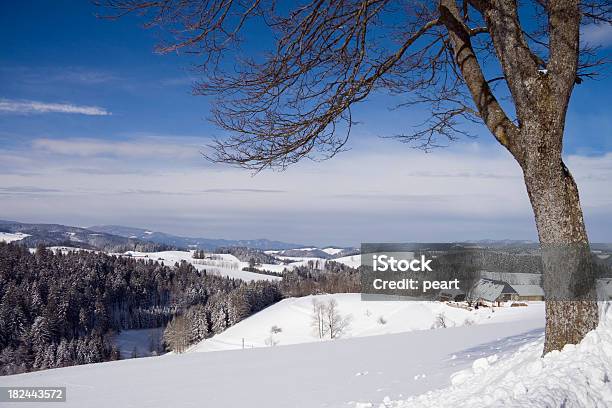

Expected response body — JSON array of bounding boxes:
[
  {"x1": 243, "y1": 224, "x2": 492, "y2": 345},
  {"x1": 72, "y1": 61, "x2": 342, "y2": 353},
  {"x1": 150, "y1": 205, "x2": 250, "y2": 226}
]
[{"x1": 520, "y1": 124, "x2": 599, "y2": 354}]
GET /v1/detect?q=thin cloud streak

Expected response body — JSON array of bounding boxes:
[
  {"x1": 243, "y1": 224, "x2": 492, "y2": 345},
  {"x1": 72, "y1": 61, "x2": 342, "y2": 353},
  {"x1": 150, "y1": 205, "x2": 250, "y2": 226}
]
[
  {"x1": 201, "y1": 188, "x2": 287, "y2": 194},
  {"x1": 32, "y1": 137, "x2": 201, "y2": 159},
  {"x1": 0, "y1": 186, "x2": 62, "y2": 194},
  {"x1": 0, "y1": 99, "x2": 110, "y2": 115}
]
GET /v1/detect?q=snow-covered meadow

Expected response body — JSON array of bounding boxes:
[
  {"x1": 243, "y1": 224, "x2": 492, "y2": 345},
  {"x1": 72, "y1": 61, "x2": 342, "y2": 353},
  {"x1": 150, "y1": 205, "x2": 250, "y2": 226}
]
[
  {"x1": 120, "y1": 248, "x2": 360, "y2": 281},
  {"x1": 189, "y1": 293, "x2": 544, "y2": 352},
  {"x1": 1, "y1": 243, "x2": 609, "y2": 407},
  {"x1": 0, "y1": 232, "x2": 29, "y2": 243},
  {"x1": 383, "y1": 302, "x2": 612, "y2": 408},
  {"x1": 0, "y1": 293, "x2": 576, "y2": 408},
  {"x1": 122, "y1": 250, "x2": 282, "y2": 282}
]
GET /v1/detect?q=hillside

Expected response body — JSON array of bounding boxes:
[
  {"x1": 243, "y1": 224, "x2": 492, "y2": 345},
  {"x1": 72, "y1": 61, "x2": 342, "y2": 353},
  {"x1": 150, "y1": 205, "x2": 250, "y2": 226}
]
[
  {"x1": 89, "y1": 224, "x2": 306, "y2": 250},
  {"x1": 0, "y1": 220, "x2": 171, "y2": 252},
  {"x1": 0, "y1": 300, "x2": 546, "y2": 408},
  {"x1": 189, "y1": 293, "x2": 544, "y2": 352}
]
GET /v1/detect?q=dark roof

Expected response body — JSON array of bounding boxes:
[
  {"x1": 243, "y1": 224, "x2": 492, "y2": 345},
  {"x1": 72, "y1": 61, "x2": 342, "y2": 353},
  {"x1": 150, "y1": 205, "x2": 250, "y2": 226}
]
[
  {"x1": 470, "y1": 278, "x2": 517, "y2": 302},
  {"x1": 481, "y1": 278, "x2": 517, "y2": 294}
]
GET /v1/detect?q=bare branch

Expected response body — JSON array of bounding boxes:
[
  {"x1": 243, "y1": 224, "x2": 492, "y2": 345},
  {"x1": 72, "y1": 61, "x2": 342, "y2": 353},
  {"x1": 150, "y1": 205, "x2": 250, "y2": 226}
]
[
  {"x1": 439, "y1": 0, "x2": 521, "y2": 159},
  {"x1": 98, "y1": 0, "x2": 609, "y2": 169}
]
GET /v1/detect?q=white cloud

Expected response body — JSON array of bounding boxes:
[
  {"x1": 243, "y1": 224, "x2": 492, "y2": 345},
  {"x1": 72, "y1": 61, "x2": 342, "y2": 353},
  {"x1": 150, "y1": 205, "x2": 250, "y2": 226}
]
[
  {"x1": 0, "y1": 99, "x2": 110, "y2": 115},
  {"x1": 581, "y1": 23, "x2": 612, "y2": 48},
  {"x1": 1, "y1": 138, "x2": 611, "y2": 245},
  {"x1": 32, "y1": 137, "x2": 201, "y2": 159}
]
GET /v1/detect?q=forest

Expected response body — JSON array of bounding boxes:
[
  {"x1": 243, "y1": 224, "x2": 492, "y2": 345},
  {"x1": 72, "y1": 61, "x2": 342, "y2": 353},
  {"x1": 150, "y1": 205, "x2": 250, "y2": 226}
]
[
  {"x1": 0, "y1": 243, "x2": 360, "y2": 375},
  {"x1": 0, "y1": 243, "x2": 283, "y2": 375}
]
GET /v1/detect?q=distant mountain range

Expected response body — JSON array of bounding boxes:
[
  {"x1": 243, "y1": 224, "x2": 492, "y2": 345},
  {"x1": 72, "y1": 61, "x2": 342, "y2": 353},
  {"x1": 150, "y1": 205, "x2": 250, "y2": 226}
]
[
  {"x1": 3, "y1": 219, "x2": 610, "y2": 254},
  {"x1": 87, "y1": 225, "x2": 306, "y2": 251},
  {"x1": 0, "y1": 220, "x2": 308, "y2": 251},
  {"x1": 0, "y1": 220, "x2": 170, "y2": 252}
]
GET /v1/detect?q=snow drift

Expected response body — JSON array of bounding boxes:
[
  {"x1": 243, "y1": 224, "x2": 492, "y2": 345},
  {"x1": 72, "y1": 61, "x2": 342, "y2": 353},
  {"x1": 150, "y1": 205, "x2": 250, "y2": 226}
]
[{"x1": 371, "y1": 303, "x2": 612, "y2": 408}]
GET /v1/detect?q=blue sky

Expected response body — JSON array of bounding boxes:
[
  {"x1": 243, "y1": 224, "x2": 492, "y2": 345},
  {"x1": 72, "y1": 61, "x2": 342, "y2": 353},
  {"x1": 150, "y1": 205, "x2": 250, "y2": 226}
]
[{"x1": 1, "y1": 1, "x2": 611, "y2": 246}]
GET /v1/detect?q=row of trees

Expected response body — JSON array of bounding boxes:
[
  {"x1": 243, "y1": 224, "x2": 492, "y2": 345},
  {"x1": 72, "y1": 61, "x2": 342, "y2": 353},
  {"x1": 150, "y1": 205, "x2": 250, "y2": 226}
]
[{"x1": 280, "y1": 261, "x2": 361, "y2": 297}]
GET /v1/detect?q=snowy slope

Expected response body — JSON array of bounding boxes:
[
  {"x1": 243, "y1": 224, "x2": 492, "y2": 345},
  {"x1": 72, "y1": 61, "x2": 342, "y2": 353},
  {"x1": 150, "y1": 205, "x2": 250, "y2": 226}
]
[
  {"x1": 382, "y1": 304, "x2": 612, "y2": 408},
  {"x1": 0, "y1": 232, "x2": 29, "y2": 243},
  {"x1": 122, "y1": 248, "x2": 362, "y2": 277},
  {"x1": 0, "y1": 315, "x2": 545, "y2": 408},
  {"x1": 190, "y1": 294, "x2": 544, "y2": 352},
  {"x1": 323, "y1": 247, "x2": 345, "y2": 255},
  {"x1": 122, "y1": 250, "x2": 281, "y2": 282},
  {"x1": 334, "y1": 254, "x2": 361, "y2": 268}
]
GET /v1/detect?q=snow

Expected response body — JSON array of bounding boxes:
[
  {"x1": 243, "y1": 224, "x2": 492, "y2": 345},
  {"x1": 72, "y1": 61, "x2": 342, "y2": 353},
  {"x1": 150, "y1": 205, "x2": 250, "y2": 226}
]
[
  {"x1": 190, "y1": 293, "x2": 543, "y2": 352},
  {"x1": 598, "y1": 279, "x2": 612, "y2": 300},
  {"x1": 253, "y1": 256, "x2": 329, "y2": 274},
  {"x1": 334, "y1": 254, "x2": 361, "y2": 268},
  {"x1": 267, "y1": 246, "x2": 346, "y2": 256},
  {"x1": 322, "y1": 247, "x2": 345, "y2": 255},
  {"x1": 118, "y1": 249, "x2": 358, "y2": 278},
  {"x1": 381, "y1": 303, "x2": 612, "y2": 408},
  {"x1": 0, "y1": 302, "x2": 545, "y2": 408},
  {"x1": 122, "y1": 250, "x2": 281, "y2": 282},
  {"x1": 0, "y1": 232, "x2": 29, "y2": 243}
]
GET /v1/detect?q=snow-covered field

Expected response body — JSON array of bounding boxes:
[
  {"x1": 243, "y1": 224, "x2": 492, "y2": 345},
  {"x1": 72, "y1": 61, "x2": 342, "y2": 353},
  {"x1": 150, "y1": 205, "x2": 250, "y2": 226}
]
[
  {"x1": 334, "y1": 254, "x2": 361, "y2": 268},
  {"x1": 0, "y1": 294, "x2": 554, "y2": 408},
  {"x1": 121, "y1": 249, "x2": 362, "y2": 280},
  {"x1": 322, "y1": 247, "x2": 345, "y2": 255},
  {"x1": 190, "y1": 293, "x2": 544, "y2": 352},
  {"x1": 270, "y1": 253, "x2": 361, "y2": 270},
  {"x1": 0, "y1": 232, "x2": 29, "y2": 243},
  {"x1": 0, "y1": 307, "x2": 546, "y2": 408},
  {"x1": 385, "y1": 303, "x2": 612, "y2": 408},
  {"x1": 1, "y1": 295, "x2": 608, "y2": 407},
  {"x1": 122, "y1": 250, "x2": 282, "y2": 282}
]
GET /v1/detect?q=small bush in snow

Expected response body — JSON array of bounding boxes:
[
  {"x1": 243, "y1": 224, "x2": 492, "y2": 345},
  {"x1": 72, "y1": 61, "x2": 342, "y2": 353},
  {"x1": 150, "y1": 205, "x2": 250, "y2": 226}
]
[
  {"x1": 431, "y1": 313, "x2": 447, "y2": 329},
  {"x1": 377, "y1": 316, "x2": 387, "y2": 325}
]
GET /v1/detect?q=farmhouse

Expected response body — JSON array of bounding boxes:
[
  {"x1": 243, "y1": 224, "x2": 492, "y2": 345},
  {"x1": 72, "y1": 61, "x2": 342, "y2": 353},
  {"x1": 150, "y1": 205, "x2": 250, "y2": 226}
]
[{"x1": 469, "y1": 278, "x2": 517, "y2": 306}]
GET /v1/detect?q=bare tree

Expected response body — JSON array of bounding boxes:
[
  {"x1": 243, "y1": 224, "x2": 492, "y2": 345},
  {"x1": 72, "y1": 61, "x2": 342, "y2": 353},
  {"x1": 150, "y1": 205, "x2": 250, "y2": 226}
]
[
  {"x1": 324, "y1": 298, "x2": 352, "y2": 339},
  {"x1": 100, "y1": 0, "x2": 611, "y2": 353},
  {"x1": 311, "y1": 299, "x2": 328, "y2": 339}
]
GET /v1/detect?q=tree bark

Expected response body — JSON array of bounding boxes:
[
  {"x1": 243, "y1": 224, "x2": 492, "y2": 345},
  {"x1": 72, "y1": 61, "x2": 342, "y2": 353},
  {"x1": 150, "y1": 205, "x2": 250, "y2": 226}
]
[
  {"x1": 440, "y1": 0, "x2": 599, "y2": 353},
  {"x1": 520, "y1": 122, "x2": 599, "y2": 354}
]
